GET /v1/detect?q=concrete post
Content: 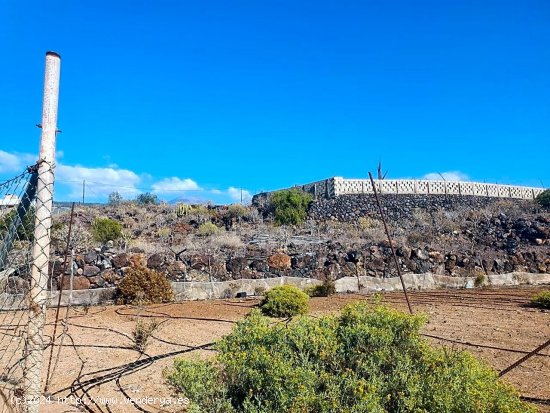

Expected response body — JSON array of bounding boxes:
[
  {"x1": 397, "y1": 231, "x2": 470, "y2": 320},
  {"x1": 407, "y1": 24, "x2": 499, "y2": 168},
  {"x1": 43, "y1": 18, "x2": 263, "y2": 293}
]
[{"x1": 24, "y1": 51, "x2": 60, "y2": 412}]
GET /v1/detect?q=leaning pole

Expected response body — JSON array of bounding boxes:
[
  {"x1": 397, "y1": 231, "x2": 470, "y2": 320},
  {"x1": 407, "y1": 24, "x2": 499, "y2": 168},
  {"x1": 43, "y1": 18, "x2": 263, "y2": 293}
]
[{"x1": 24, "y1": 51, "x2": 60, "y2": 412}]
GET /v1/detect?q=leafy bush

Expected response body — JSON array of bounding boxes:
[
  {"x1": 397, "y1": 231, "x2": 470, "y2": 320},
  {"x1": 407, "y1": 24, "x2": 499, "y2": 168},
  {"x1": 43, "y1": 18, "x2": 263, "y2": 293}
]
[
  {"x1": 0, "y1": 207, "x2": 35, "y2": 241},
  {"x1": 260, "y1": 285, "x2": 309, "y2": 317},
  {"x1": 166, "y1": 302, "x2": 534, "y2": 413},
  {"x1": 227, "y1": 204, "x2": 248, "y2": 219},
  {"x1": 117, "y1": 266, "x2": 174, "y2": 305},
  {"x1": 535, "y1": 189, "x2": 550, "y2": 208},
  {"x1": 197, "y1": 222, "x2": 221, "y2": 236},
  {"x1": 108, "y1": 191, "x2": 123, "y2": 205},
  {"x1": 530, "y1": 290, "x2": 550, "y2": 309},
  {"x1": 271, "y1": 189, "x2": 313, "y2": 226},
  {"x1": 136, "y1": 192, "x2": 159, "y2": 205},
  {"x1": 91, "y1": 217, "x2": 122, "y2": 243},
  {"x1": 305, "y1": 280, "x2": 336, "y2": 297}
]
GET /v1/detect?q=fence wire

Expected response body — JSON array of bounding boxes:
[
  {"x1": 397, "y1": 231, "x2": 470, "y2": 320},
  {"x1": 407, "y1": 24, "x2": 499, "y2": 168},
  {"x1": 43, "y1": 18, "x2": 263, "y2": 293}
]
[{"x1": 0, "y1": 163, "x2": 50, "y2": 413}]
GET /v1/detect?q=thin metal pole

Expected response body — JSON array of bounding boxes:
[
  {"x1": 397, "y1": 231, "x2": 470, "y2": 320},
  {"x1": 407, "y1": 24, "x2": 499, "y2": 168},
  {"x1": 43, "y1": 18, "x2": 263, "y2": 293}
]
[
  {"x1": 368, "y1": 172, "x2": 413, "y2": 314},
  {"x1": 82, "y1": 180, "x2": 85, "y2": 204},
  {"x1": 499, "y1": 338, "x2": 550, "y2": 377},
  {"x1": 24, "y1": 51, "x2": 60, "y2": 412}
]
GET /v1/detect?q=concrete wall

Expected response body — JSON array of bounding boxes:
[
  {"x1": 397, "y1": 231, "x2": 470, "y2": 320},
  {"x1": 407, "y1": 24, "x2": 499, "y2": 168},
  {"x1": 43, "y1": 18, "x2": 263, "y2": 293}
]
[
  {"x1": 2, "y1": 272, "x2": 548, "y2": 308},
  {"x1": 253, "y1": 177, "x2": 545, "y2": 203}
]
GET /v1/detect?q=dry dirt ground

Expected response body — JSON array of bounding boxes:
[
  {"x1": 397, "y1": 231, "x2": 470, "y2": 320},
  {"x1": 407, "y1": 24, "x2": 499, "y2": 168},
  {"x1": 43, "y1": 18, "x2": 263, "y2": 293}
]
[{"x1": 22, "y1": 286, "x2": 550, "y2": 412}]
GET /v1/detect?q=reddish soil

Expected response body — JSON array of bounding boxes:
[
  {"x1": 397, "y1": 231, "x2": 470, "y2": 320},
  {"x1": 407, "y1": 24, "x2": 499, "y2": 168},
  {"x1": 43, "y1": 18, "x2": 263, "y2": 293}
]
[{"x1": 20, "y1": 286, "x2": 550, "y2": 412}]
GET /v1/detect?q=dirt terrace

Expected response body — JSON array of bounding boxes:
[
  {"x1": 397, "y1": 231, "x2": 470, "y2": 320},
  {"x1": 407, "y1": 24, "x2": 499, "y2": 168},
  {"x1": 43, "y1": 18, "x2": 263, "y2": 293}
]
[{"x1": 24, "y1": 286, "x2": 550, "y2": 412}]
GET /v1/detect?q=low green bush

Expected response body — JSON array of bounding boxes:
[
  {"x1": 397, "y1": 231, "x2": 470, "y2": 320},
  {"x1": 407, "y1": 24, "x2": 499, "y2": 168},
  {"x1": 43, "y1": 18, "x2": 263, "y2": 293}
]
[
  {"x1": 91, "y1": 217, "x2": 122, "y2": 243},
  {"x1": 166, "y1": 302, "x2": 534, "y2": 413},
  {"x1": 530, "y1": 290, "x2": 550, "y2": 309},
  {"x1": 0, "y1": 207, "x2": 35, "y2": 241},
  {"x1": 117, "y1": 265, "x2": 174, "y2": 305},
  {"x1": 271, "y1": 188, "x2": 313, "y2": 226},
  {"x1": 305, "y1": 280, "x2": 336, "y2": 297},
  {"x1": 197, "y1": 222, "x2": 221, "y2": 236},
  {"x1": 535, "y1": 189, "x2": 550, "y2": 208},
  {"x1": 260, "y1": 285, "x2": 309, "y2": 317}
]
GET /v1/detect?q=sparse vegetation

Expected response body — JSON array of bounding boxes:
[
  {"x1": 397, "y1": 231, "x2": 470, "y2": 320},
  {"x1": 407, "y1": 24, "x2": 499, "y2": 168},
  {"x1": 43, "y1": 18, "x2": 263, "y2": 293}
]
[
  {"x1": 536, "y1": 189, "x2": 550, "y2": 208},
  {"x1": 530, "y1": 290, "x2": 550, "y2": 309},
  {"x1": 117, "y1": 265, "x2": 174, "y2": 305},
  {"x1": 108, "y1": 191, "x2": 123, "y2": 206},
  {"x1": 136, "y1": 192, "x2": 159, "y2": 205},
  {"x1": 271, "y1": 189, "x2": 313, "y2": 226},
  {"x1": 260, "y1": 285, "x2": 309, "y2": 317},
  {"x1": 0, "y1": 207, "x2": 35, "y2": 241},
  {"x1": 197, "y1": 222, "x2": 221, "y2": 236},
  {"x1": 474, "y1": 273, "x2": 486, "y2": 287},
  {"x1": 227, "y1": 204, "x2": 248, "y2": 219},
  {"x1": 132, "y1": 319, "x2": 160, "y2": 352},
  {"x1": 167, "y1": 302, "x2": 534, "y2": 413},
  {"x1": 305, "y1": 279, "x2": 336, "y2": 297},
  {"x1": 91, "y1": 217, "x2": 122, "y2": 243}
]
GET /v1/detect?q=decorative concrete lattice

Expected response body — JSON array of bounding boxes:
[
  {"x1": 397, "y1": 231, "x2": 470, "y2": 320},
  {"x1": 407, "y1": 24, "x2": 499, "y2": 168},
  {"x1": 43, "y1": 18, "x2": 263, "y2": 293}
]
[
  {"x1": 255, "y1": 177, "x2": 545, "y2": 202},
  {"x1": 324, "y1": 177, "x2": 543, "y2": 200}
]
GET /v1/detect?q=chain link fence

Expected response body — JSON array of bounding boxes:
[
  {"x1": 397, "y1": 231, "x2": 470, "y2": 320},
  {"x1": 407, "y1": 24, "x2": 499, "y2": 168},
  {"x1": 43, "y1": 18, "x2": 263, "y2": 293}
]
[{"x1": 0, "y1": 162, "x2": 52, "y2": 413}]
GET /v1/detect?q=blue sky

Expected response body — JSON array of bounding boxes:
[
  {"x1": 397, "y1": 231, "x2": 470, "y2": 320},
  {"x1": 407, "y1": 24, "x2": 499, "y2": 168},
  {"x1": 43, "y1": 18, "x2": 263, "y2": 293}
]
[{"x1": 1, "y1": 0, "x2": 549, "y2": 203}]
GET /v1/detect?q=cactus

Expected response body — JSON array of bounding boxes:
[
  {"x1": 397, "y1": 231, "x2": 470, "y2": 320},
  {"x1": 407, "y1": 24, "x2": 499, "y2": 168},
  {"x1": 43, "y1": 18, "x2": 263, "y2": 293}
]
[{"x1": 175, "y1": 203, "x2": 192, "y2": 217}]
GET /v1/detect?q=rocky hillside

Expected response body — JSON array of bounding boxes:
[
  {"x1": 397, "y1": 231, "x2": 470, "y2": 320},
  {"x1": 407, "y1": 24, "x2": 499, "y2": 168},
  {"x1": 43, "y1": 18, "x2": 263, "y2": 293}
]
[{"x1": 5, "y1": 195, "x2": 547, "y2": 293}]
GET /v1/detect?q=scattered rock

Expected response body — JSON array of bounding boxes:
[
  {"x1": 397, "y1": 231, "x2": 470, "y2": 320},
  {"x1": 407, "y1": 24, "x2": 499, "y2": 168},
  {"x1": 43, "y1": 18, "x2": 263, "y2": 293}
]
[{"x1": 267, "y1": 253, "x2": 291, "y2": 270}]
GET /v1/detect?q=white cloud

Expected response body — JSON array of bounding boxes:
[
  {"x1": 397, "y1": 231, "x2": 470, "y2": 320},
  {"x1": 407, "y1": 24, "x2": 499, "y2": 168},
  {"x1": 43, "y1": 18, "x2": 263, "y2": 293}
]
[
  {"x1": 0, "y1": 150, "x2": 36, "y2": 173},
  {"x1": 422, "y1": 171, "x2": 469, "y2": 182},
  {"x1": 0, "y1": 149, "x2": 253, "y2": 204},
  {"x1": 151, "y1": 177, "x2": 201, "y2": 194},
  {"x1": 56, "y1": 164, "x2": 142, "y2": 198},
  {"x1": 227, "y1": 186, "x2": 252, "y2": 202}
]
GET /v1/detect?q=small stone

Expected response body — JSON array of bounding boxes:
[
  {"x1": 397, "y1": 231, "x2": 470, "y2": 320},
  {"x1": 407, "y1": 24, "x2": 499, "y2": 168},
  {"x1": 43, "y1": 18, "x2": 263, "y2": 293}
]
[
  {"x1": 6, "y1": 276, "x2": 30, "y2": 294},
  {"x1": 84, "y1": 250, "x2": 98, "y2": 264},
  {"x1": 267, "y1": 253, "x2": 291, "y2": 270},
  {"x1": 111, "y1": 253, "x2": 130, "y2": 269},
  {"x1": 61, "y1": 276, "x2": 90, "y2": 290},
  {"x1": 83, "y1": 265, "x2": 101, "y2": 277},
  {"x1": 147, "y1": 253, "x2": 165, "y2": 269}
]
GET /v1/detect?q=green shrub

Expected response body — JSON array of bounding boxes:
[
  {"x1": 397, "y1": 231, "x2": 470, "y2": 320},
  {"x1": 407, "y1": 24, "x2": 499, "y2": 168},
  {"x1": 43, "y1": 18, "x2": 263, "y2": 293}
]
[
  {"x1": 271, "y1": 189, "x2": 313, "y2": 226},
  {"x1": 136, "y1": 192, "x2": 159, "y2": 205},
  {"x1": 305, "y1": 280, "x2": 336, "y2": 297},
  {"x1": 260, "y1": 285, "x2": 309, "y2": 317},
  {"x1": 117, "y1": 266, "x2": 174, "y2": 305},
  {"x1": 227, "y1": 204, "x2": 247, "y2": 219},
  {"x1": 197, "y1": 222, "x2": 221, "y2": 236},
  {"x1": 91, "y1": 217, "x2": 122, "y2": 243},
  {"x1": 530, "y1": 290, "x2": 550, "y2": 309},
  {"x1": 166, "y1": 302, "x2": 534, "y2": 413},
  {"x1": 0, "y1": 207, "x2": 35, "y2": 241},
  {"x1": 108, "y1": 191, "x2": 123, "y2": 206},
  {"x1": 535, "y1": 189, "x2": 550, "y2": 208}
]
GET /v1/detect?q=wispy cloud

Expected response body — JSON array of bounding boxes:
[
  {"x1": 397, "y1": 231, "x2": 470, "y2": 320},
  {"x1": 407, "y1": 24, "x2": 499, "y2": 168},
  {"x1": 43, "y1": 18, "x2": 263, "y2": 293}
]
[
  {"x1": 0, "y1": 150, "x2": 36, "y2": 173},
  {"x1": 227, "y1": 186, "x2": 252, "y2": 202},
  {"x1": 422, "y1": 171, "x2": 469, "y2": 181},
  {"x1": 152, "y1": 177, "x2": 201, "y2": 194}
]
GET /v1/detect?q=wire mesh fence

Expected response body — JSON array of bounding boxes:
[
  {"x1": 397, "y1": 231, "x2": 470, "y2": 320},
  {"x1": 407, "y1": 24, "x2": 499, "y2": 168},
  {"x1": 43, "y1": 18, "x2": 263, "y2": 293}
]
[{"x1": 0, "y1": 162, "x2": 51, "y2": 413}]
